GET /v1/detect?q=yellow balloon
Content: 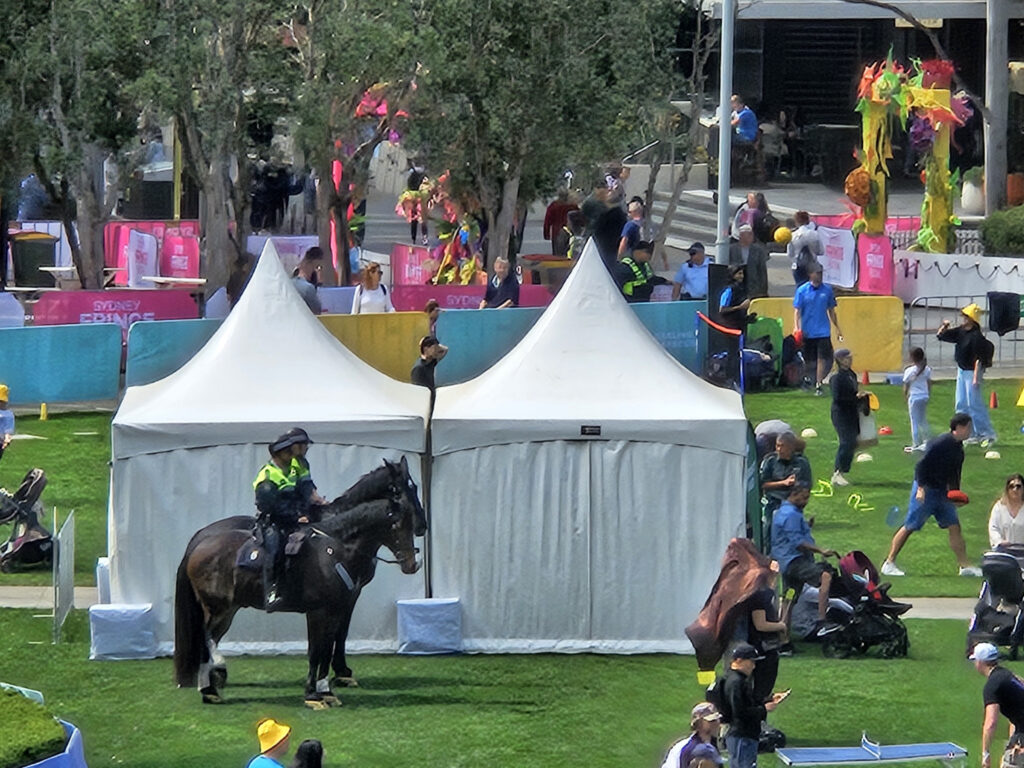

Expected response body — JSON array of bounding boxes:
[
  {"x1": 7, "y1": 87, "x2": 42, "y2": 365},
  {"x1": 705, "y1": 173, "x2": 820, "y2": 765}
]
[{"x1": 774, "y1": 226, "x2": 793, "y2": 245}]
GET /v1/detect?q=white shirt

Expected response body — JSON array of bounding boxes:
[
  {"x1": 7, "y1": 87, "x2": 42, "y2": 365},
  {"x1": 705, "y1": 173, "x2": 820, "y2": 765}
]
[
  {"x1": 989, "y1": 499, "x2": 1024, "y2": 547},
  {"x1": 351, "y1": 284, "x2": 394, "y2": 314},
  {"x1": 902, "y1": 364, "x2": 932, "y2": 403}
]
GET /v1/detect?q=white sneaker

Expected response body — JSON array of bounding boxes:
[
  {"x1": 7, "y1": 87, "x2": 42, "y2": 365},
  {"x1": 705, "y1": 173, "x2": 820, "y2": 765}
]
[
  {"x1": 959, "y1": 566, "x2": 982, "y2": 577},
  {"x1": 831, "y1": 471, "x2": 850, "y2": 487},
  {"x1": 881, "y1": 560, "x2": 905, "y2": 576}
]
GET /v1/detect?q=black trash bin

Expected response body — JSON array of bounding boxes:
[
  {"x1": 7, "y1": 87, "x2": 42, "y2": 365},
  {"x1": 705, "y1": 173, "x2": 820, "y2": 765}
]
[{"x1": 10, "y1": 232, "x2": 58, "y2": 288}]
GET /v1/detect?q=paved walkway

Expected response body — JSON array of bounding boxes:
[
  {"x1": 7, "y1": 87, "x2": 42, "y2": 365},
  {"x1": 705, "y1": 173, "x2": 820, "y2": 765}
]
[{"x1": 0, "y1": 586, "x2": 975, "y2": 619}]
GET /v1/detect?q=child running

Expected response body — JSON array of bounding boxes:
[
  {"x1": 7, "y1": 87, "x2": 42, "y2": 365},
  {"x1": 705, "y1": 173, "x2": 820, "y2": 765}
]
[{"x1": 902, "y1": 347, "x2": 932, "y2": 453}]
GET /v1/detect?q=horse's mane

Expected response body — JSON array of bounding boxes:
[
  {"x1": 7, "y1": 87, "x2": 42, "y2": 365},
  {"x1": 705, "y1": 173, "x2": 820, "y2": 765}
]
[
  {"x1": 331, "y1": 463, "x2": 394, "y2": 510},
  {"x1": 317, "y1": 498, "x2": 394, "y2": 542}
]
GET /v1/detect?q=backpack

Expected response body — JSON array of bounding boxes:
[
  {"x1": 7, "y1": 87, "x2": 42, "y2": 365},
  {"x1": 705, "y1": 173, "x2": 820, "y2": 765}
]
[
  {"x1": 795, "y1": 244, "x2": 815, "y2": 270},
  {"x1": 756, "y1": 212, "x2": 779, "y2": 243},
  {"x1": 705, "y1": 675, "x2": 732, "y2": 722}
]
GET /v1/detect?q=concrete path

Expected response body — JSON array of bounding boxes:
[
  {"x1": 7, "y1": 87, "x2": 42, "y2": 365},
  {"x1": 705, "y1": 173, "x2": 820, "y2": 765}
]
[{"x1": 0, "y1": 586, "x2": 974, "y2": 619}]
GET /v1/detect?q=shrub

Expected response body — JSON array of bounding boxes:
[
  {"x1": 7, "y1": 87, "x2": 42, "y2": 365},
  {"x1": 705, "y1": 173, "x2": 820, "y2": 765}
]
[
  {"x1": 0, "y1": 690, "x2": 67, "y2": 768},
  {"x1": 981, "y1": 204, "x2": 1024, "y2": 255}
]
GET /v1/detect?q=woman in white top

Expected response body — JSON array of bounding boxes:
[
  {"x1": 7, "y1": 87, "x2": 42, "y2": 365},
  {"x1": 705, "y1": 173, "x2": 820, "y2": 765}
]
[
  {"x1": 350, "y1": 262, "x2": 395, "y2": 314},
  {"x1": 988, "y1": 474, "x2": 1024, "y2": 548}
]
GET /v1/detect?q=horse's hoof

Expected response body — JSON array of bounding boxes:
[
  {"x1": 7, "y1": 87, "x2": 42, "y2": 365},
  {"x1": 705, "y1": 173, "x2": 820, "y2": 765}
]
[
  {"x1": 322, "y1": 693, "x2": 343, "y2": 707},
  {"x1": 200, "y1": 687, "x2": 224, "y2": 705},
  {"x1": 304, "y1": 698, "x2": 331, "y2": 711},
  {"x1": 332, "y1": 676, "x2": 359, "y2": 688},
  {"x1": 210, "y1": 667, "x2": 228, "y2": 689}
]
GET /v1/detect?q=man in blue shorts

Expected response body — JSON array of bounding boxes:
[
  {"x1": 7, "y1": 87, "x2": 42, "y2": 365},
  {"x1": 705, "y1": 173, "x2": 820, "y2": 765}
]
[
  {"x1": 793, "y1": 262, "x2": 843, "y2": 395},
  {"x1": 882, "y1": 413, "x2": 982, "y2": 577}
]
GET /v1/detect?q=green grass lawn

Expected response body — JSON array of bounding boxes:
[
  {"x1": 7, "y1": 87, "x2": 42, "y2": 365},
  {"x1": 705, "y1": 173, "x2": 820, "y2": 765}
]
[
  {"x1": 0, "y1": 610, "x2": 1001, "y2": 766},
  {"x1": 0, "y1": 412, "x2": 110, "y2": 585},
  {"x1": 746, "y1": 378, "x2": 1023, "y2": 597}
]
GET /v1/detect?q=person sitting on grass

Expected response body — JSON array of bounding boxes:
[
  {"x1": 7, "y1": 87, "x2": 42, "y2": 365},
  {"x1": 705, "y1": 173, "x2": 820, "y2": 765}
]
[
  {"x1": 248, "y1": 718, "x2": 291, "y2": 768},
  {"x1": 660, "y1": 702, "x2": 723, "y2": 768},
  {"x1": 769, "y1": 482, "x2": 842, "y2": 638},
  {"x1": 881, "y1": 412, "x2": 982, "y2": 578}
]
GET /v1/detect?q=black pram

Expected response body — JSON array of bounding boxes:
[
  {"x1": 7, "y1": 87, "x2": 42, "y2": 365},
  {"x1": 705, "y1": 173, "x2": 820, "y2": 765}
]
[
  {"x1": 967, "y1": 544, "x2": 1024, "y2": 659},
  {"x1": 0, "y1": 468, "x2": 53, "y2": 571}
]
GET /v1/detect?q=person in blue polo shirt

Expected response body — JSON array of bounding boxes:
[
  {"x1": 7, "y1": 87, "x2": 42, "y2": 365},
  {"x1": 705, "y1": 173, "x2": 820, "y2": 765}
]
[
  {"x1": 793, "y1": 262, "x2": 843, "y2": 395},
  {"x1": 730, "y1": 95, "x2": 759, "y2": 145},
  {"x1": 671, "y1": 242, "x2": 709, "y2": 300},
  {"x1": 770, "y1": 482, "x2": 841, "y2": 638}
]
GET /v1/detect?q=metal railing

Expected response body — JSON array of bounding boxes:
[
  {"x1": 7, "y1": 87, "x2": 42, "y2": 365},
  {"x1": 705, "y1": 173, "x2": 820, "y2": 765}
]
[{"x1": 905, "y1": 293, "x2": 1024, "y2": 370}]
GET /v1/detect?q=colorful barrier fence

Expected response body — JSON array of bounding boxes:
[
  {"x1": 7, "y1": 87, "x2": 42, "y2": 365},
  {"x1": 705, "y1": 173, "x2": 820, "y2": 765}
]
[
  {"x1": 391, "y1": 284, "x2": 554, "y2": 312},
  {"x1": 748, "y1": 296, "x2": 904, "y2": 372},
  {"x1": 125, "y1": 319, "x2": 223, "y2": 386},
  {"x1": 0, "y1": 324, "x2": 121, "y2": 404},
  {"x1": 319, "y1": 312, "x2": 430, "y2": 382},
  {"x1": 434, "y1": 300, "x2": 707, "y2": 386},
  {"x1": 33, "y1": 290, "x2": 199, "y2": 342}
]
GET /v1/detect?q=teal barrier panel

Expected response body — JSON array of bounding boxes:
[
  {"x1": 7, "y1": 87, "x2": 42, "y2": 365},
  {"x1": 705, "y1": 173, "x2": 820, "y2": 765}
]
[
  {"x1": 0, "y1": 324, "x2": 121, "y2": 404},
  {"x1": 434, "y1": 300, "x2": 707, "y2": 386},
  {"x1": 435, "y1": 308, "x2": 543, "y2": 386},
  {"x1": 125, "y1": 319, "x2": 223, "y2": 387}
]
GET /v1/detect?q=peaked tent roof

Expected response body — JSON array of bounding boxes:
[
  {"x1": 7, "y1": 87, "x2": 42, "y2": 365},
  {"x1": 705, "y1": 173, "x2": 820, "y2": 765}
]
[
  {"x1": 113, "y1": 241, "x2": 429, "y2": 459},
  {"x1": 431, "y1": 241, "x2": 747, "y2": 456}
]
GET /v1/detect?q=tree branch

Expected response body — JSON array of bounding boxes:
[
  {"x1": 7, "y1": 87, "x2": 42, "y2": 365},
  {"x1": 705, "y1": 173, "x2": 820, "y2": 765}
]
[{"x1": 837, "y1": 0, "x2": 991, "y2": 123}]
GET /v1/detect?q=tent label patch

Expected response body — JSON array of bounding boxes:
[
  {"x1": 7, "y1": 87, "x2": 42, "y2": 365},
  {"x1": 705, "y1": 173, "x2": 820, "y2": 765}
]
[{"x1": 580, "y1": 425, "x2": 601, "y2": 436}]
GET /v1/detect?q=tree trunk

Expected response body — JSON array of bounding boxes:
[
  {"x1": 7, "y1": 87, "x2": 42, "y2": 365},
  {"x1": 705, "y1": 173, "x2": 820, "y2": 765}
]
[
  {"x1": 75, "y1": 144, "x2": 108, "y2": 288},
  {"x1": 490, "y1": 172, "x2": 521, "y2": 269},
  {"x1": 201, "y1": 157, "x2": 235, "y2": 292}
]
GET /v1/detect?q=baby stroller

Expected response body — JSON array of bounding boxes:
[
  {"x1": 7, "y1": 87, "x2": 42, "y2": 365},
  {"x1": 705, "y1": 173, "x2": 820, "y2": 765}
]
[
  {"x1": 966, "y1": 545, "x2": 1024, "y2": 659},
  {"x1": 818, "y1": 551, "x2": 912, "y2": 658},
  {"x1": 0, "y1": 468, "x2": 53, "y2": 572}
]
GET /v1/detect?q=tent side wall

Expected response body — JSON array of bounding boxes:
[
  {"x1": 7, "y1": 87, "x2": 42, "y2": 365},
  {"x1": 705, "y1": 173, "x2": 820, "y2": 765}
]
[
  {"x1": 109, "y1": 442, "x2": 427, "y2": 652},
  {"x1": 429, "y1": 439, "x2": 746, "y2": 653}
]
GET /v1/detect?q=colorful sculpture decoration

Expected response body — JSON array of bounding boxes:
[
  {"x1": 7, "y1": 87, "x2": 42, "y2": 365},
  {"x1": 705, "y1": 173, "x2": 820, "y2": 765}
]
[
  {"x1": 850, "y1": 54, "x2": 973, "y2": 254},
  {"x1": 904, "y1": 59, "x2": 972, "y2": 253},
  {"x1": 851, "y1": 53, "x2": 908, "y2": 235}
]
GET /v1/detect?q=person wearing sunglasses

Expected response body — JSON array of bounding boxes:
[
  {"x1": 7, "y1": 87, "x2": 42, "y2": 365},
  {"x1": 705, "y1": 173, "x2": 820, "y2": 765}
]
[
  {"x1": 351, "y1": 261, "x2": 395, "y2": 314},
  {"x1": 989, "y1": 474, "x2": 1024, "y2": 548}
]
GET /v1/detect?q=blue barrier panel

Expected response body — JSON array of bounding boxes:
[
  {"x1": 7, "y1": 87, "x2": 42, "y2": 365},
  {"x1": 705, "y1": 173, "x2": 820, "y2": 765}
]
[
  {"x1": 0, "y1": 324, "x2": 121, "y2": 404},
  {"x1": 125, "y1": 319, "x2": 223, "y2": 387},
  {"x1": 434, "y1": 300, "x2": 707, "y2": 386},
  {"x1": 632, "y1": 299, "x2": 707, "y2": 374},
  {"x1": 435, "y1": 307, "x2": 543, "y2": 386}
]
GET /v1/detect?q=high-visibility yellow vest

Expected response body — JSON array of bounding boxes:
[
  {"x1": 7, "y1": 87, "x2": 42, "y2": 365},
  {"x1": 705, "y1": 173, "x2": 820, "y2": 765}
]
[{"x1": 620, "y1": 257, "x2": 653, "y2": 296}]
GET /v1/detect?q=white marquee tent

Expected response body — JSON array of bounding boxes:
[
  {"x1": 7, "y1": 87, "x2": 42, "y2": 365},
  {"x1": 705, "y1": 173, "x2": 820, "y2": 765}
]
[
  {"x1": 429, "y1": 241, "x2": 748, "y2": 653},
  {"x1": 110, "y1": 243, "x2": 430, "y2": 652}
]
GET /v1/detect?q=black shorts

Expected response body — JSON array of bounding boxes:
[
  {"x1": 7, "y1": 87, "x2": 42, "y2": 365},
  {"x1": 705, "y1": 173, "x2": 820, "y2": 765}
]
[
  {"x1": 802, "y1": 336, "x2": 833, "y2": 365},
  {"x1": 783, "y1": 556, "x2": 835, "y2": 592}
]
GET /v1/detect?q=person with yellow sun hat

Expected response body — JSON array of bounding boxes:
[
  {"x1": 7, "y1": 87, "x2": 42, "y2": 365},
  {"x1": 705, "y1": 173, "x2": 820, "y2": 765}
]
[
  {"x1": 937, "y1": 303, "x2": 997, "y2": 446},
  {"x1": 247, "y1": 718, "x2": 292, "y2": 768}
]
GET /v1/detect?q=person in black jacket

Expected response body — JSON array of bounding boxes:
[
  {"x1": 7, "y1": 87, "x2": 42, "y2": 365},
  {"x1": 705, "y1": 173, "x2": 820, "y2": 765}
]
[
  {"x1": 722, "y1": 643, "x2": 786, "y2": 768},
  {"x1": 829, "y1": 349, "x2": 868, "y2": 487},
  {"x1": 882, "y1": 413, "x2": 982, "y2": 578},
  {"x1": 937, "y1": 303, "x2": 997, "y2": 445}
]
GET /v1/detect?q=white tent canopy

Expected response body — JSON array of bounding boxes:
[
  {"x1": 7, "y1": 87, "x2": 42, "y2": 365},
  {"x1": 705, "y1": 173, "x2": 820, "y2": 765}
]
[
  {"x1": 110, "y1": 243, "x2": 430, "y2": 652},
  {"x1": 429, "y1": 241, "x2": 748, "y2": 653}
]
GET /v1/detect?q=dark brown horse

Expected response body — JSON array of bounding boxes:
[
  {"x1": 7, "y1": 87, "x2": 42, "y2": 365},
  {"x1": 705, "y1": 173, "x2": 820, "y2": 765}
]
[{"x1": 173, "y1": 457, "x2": 426, "y2": 708}]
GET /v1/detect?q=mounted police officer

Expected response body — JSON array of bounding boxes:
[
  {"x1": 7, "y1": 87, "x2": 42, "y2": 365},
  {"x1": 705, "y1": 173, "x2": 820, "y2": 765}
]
[
  {"x1": 613, "y1": 240, "x2": 668, "y2": 303},
  {"x1": 254, "y1": 430, "x2": 315, "y2": 611}
]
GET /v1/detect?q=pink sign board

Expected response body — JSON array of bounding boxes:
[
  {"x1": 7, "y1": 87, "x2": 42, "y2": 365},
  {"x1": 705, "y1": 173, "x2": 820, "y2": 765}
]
[
  {"x1": 160, "y1": 235, "x2": 201, "y2": 278},
  {"x1": 856, "y1": 233, "x2": 894, "y2": 295},
  {"x1": 390, "y1": 244, "x2": 434, "y2": 286},
  {"x1": 390, "y1": 284, "x2": 553, "y2": 312},
  {"x1": 33, "y1": 290, "x2": 198, "y2": 341},
  {"x1": 813, "y1": 213, "x2": 856, "y2": 229}
]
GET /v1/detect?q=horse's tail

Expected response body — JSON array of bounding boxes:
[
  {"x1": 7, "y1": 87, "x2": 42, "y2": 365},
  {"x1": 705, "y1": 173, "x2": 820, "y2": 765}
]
[{"x1": 173, "y1": 551, "x2": 204, "y2": 688}]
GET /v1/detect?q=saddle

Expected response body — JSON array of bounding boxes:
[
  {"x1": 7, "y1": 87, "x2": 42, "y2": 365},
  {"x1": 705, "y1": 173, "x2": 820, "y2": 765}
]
[{"x1": 235, "y1": 528, "x2": 309, "y2": 571}]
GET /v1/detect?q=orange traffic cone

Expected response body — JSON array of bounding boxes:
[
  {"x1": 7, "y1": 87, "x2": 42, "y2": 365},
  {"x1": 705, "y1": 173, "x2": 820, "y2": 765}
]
[
  {"x1": 991, "y1": 390, "x2": 999, "y2": 409},
  {"x1": 862, "y1": 370, "x2": 870, "y2": 385}
]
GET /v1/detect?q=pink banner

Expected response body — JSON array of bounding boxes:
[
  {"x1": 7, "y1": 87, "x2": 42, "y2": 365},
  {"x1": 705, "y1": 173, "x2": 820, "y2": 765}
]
[
  {"x1": 33, "y1": 290, "x2": 198, "y2": 341},
  {"x1": 103, "y1": 220, "x2": 200, "y2": 284},
  {"x1": 812, "y1": 213, "x2": 856, "y2": 229},
  {"x1": 885, "y1": 216, "x2": 921, "y2": 233},
  {"x1": 856, "y1": 233, "x2": 894, "y2": 295},
  {"x1": 159, "y1": 235, "x2": 201, "y2": 278},
  {"x1": 390, "y1": 284, "x2": 553, "y2": 312},
  {"x1": 390, "y1": 244, "x2": 434, "y2": 286}
]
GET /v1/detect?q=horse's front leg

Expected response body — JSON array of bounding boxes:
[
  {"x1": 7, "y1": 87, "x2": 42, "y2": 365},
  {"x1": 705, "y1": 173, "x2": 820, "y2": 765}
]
[
  {"x1": 331, "y1": 591, "x2": 360, "y2": 688},
  {"x1": 305, "y1": 610, "x2": 341, "y2": 709}
]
